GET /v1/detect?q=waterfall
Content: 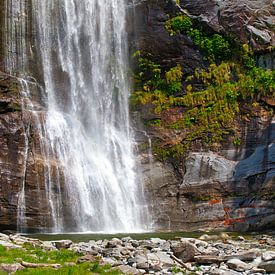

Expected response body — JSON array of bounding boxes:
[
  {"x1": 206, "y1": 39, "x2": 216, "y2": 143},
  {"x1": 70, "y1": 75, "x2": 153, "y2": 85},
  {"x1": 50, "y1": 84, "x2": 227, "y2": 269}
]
[
  {"x1": 33, "y1": 0, "x2": 148, "y2": 233},
  {"x1": 5, "y1": 0, "x2": 149, "y2": 233}
]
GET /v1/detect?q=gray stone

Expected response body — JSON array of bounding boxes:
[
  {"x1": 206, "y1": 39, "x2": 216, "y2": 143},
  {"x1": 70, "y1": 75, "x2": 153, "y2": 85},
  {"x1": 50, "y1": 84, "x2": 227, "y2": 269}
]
[
  {"x1": 121, "y1": 237, "x2": 133, "y2": 243},
  {"x1": 77, "y1": 255, "x2": 97, "y2": 263},
  {"x1": 199, "y1": 234, "x2": 222, "y2": 242},
  {"x1": 52, "y1": 240, "x2": 72, "y2": 249},
  {"x1": 159, "y1": 241, "x2": 171, "y2": 252},
  {"x1": 182, "y1": 153, "x2": 235, "y2": 185},
  {"x1": 0, "y1": 240, "x2": 22, "y2": 249},
  {"x1": 0, "y1": 233, "x2": 10, "y2": 242},
  {"x1": 171, "y1": 240, "x2": 200, "y2": 262},
  {"x1": 136, "y1": 262, "x2": 149, "y2": 270},
  {"x1": 225, "y1": 250, "x2": 261, "y2": 261},
  {"x1": 147, "y1": 252, "x2": 174, "y2": 268},
  {"x1": 262, "y1": 251, "x2": 275, "y2": 261},
  {"x1": 139, "y1": 240, "x2": 156, "y2": 250},
  {"x1": 117, "y1": 265, "x2": 141, "y2": 275},
  {"x1": 150, "y1": 238, "x2": 166, "y2": 245},
  {"x1": 106, "y1": 238, "x2": 122, "y2": 248},
  {"x1": 0, "y1": 263, "x2": 24, "y2": 274},
  {"x1": 102, "y1": 258, "x2": 122, "y2": 267},
  {"x1": 227, "y1": 258, "x2": 252, "y2": 272},
  {"x1": 247, "y1": 267, "x2": 267, "y2": 274},
  {"x1": 258, "y1": 260, "x2": 275, "y2": 273},
  {"x1": 247, "y1": 26, "x2": 271, "y2": 44},
  {"x1": 9, "y1": 235, "x2": 42, "y2": 246},
  {"x1": 102, "y1": 248, "x2": 121, "y2": 259},
  {"x1": 237, "y1": 236, "x2": 245, "y2": 241},
  {"x1": 41, "y1": 241, "x2": 57, "y2": 251},
  {"x1": 209, "y1": 269, "x2": 241, "y2": 275}
]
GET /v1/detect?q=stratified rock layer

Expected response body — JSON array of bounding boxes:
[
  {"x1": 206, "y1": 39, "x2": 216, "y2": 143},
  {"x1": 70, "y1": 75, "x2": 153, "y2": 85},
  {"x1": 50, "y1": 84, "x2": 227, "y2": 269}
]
[{"x1": 133, "y1": 0, "x2": 275, "y2": 231}]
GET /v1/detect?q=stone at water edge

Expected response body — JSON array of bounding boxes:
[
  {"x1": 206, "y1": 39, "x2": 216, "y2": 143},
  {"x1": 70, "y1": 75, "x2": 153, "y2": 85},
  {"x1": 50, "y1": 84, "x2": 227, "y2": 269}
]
[
  {"x1": 41, "y1": 241, "x2": 58, "y2": 251},
  {"x1": 237, "y1": 236, "x2": 245, "y2": 241},
  {"x1": 9, "y1": 235, "x2": 42, "y2": 246},
  {"x1": 106, "y1": 238, "x2": 122, "y2": 248},
  {"x1": 0, "y1": 233, "x2": 10, "y2": 242},
  {"x1": 199, "y1": 234, "x2": 220, "y2": 241},
  {"x1": 52, "y1": 240, "x2": 73, "y2": 249}
]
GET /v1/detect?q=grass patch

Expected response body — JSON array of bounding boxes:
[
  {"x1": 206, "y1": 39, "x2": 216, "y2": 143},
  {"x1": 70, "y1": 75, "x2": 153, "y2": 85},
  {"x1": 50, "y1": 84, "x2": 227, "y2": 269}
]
[{"x1": 0, "y1": 245, "x2": 122, "y2": 274}]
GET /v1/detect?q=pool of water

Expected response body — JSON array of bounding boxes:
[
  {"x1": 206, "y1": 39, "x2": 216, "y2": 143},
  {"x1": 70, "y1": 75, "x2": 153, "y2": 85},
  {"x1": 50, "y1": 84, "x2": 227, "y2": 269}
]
[{"x1": 27, "y1": 231, "x2": 273, "y2": 243}]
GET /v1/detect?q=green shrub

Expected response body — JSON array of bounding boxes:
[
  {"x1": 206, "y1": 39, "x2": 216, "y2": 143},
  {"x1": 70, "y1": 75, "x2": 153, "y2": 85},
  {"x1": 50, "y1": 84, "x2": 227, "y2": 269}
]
[{"x1": 165, "y1": 15, "x2": 231, "y2": 61}]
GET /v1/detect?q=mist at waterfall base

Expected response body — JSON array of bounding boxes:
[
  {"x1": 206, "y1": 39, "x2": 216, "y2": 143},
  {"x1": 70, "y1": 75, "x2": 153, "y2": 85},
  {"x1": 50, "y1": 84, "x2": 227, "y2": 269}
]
[{"x1": 7, "y1": 0, "x2": 150, "y2": 233}]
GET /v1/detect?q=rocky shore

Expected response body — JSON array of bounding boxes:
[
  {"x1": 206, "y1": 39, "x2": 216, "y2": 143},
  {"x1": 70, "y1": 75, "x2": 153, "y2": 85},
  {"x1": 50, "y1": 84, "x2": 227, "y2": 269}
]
[{"x1": 0, "y1": 233, "x2": 274, "y2": 274}]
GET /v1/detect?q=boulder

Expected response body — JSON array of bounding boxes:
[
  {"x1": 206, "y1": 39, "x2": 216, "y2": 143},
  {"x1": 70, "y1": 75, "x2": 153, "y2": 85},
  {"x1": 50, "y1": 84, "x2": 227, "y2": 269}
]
[
  {"x1": 106, "y1": 238, "x2": 122, "y2": 248},
  {"x1": 117, "y1": 265, "x2": 141, "y2": 275},
  {"x1": 77, "y1": 255, "x2": 98, "y2": 263},
  {"x1": 262, "y1": 251, "x2": 275, "y2": 261},
  {"x1": 0, "y1": 263, "x2": 24, "y2": 274},
  {"x1": 147, "y1": 251, "x2": 174, "y2": 268},
  {"x1": 171, "y1": 240, "x2": 200, "y2": 262},
  {"x1": 258, "y1": 260, "x2": 275, "y2": 273},
  {"x1": 0, "y1": 240, "x2": 21, "y2": 249},
  {"x1": 225, "y1": 250, "x2": 261, "y2": 261},
  {"x1": 227, "y1": 258, "x2": 252, "y2": 272},
  {"x1": 0, "y1": 233, "x2": 10, "y2": 242},
  {"x1": 52, "y1": 240, "x2": 72, "y2": 250}
]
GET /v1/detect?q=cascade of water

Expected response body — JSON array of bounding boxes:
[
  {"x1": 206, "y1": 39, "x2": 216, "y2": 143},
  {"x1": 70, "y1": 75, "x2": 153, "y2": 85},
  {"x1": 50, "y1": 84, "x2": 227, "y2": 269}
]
[{"x1": 25, "y1": 0, "x2": 148, "y2": 232}]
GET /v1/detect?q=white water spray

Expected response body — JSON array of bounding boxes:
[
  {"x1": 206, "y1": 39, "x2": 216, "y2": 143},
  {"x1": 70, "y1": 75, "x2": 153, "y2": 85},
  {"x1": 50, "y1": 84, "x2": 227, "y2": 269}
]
[{"x1": 29, "y1": 0, "x2": 147, "y2": 232}]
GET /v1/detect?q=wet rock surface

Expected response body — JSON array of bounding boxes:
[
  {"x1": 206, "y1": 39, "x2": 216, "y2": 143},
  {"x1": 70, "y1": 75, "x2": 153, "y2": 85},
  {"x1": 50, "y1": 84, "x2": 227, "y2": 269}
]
[
  {"x1": 131, "y1": 0, "x2": 275, "y2": 232},
  {"x1": 0, "y1": 233, "x2": 275, "y2": 274}
]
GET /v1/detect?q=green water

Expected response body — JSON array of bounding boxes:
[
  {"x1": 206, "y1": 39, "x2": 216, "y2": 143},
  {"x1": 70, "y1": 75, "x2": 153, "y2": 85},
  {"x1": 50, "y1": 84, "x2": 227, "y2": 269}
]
[
  {"x1": 27, "y1": 231, "x2": 270, "y2": 243},
  {"x1": 29, "y1": 232, "x2": 199, "y2": 242}
]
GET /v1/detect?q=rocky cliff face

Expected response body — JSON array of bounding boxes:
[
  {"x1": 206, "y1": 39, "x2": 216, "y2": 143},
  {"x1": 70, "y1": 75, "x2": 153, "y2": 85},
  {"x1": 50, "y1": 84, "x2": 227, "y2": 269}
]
[
  {"x1": 0, "y1": 0, "x2": 274, "y2": 232},
  {"x1": 132, "y1": 0, "x2": 275, "y2": 231}
]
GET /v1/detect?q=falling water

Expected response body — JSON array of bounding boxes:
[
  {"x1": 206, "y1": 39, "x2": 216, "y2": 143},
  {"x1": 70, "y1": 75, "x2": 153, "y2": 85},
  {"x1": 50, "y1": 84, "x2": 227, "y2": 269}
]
[{"x1": 21, "y1": 0, "x2": 147, "y2": 232}]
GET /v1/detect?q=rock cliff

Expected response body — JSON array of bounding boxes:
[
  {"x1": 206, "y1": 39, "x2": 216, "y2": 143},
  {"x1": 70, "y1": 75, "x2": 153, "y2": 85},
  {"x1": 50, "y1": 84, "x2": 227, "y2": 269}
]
[
  {"x1": 0, "y1": 0, "x2": 274, "y2": 232},
  {"x1": 132, "y1": 0, "x2": 275, "y2": 231}
]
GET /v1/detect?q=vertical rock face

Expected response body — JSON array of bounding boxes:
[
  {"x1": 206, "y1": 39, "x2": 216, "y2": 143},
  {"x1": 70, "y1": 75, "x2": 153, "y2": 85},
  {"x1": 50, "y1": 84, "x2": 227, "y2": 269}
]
[
  {"x1": 133, "y1": 0, "x2": 275, "y2": 231},
  {"x1": 0, "y1": 0, "x2": 54, "y2": 231},
  {"x1": 0, "y1": 75, "x2": 54, "y2": 231}
]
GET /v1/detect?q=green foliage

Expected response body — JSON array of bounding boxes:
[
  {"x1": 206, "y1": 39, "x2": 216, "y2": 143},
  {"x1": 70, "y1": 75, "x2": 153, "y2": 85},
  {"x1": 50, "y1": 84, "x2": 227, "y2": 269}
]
[
  {"x1": 131, "y1": 46, "x2": 274, "y2": 160},
  {"x1": 131, "y1": 52, "x2": 183, "y2": 110},
  {"x1": 165, "y1": 14, "x2": 193, "y2": 35},
  {"x1": 16, "y1": 262, "x2": 121, "y2": 275},
  {"x1": 233, "y1": 137, "x2": 241, "y2": 146},
  {"x1": 0, "y1": 245, "x2": 80, "y2": 264},
  {"x1": 145, "y1": 119, "x2": 162, "y2": 127},
  {"x1": 165, "y1": 15, "x2": 231, "y2": 61}
]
